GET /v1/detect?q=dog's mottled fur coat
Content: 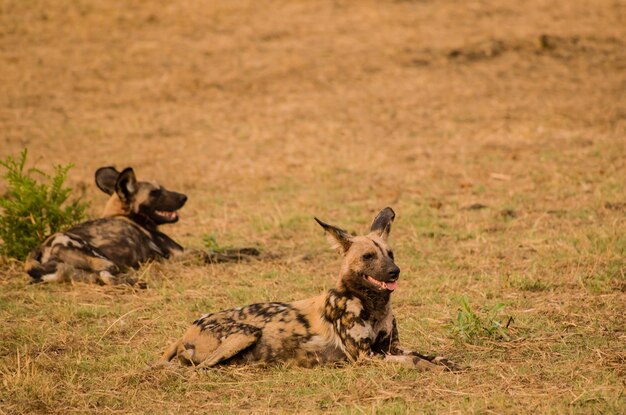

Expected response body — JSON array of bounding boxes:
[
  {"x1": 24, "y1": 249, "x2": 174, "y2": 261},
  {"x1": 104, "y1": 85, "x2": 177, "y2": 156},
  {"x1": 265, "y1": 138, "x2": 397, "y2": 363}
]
[{"x1": 159, "y1": 208, "x2": 458, "y2": 371}]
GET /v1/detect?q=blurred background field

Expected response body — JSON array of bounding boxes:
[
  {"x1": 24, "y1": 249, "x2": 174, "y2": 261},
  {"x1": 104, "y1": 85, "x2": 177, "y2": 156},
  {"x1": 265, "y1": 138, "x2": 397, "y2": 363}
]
[{"x1": 0, "y1": 0, "x2": 624, "y2": 413}]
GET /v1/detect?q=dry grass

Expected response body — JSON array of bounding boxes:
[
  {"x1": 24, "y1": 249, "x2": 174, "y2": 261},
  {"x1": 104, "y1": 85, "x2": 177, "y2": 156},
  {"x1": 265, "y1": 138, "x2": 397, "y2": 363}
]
[{"x1": 1, "y1": 0, "x2": 625, "y2": 413}]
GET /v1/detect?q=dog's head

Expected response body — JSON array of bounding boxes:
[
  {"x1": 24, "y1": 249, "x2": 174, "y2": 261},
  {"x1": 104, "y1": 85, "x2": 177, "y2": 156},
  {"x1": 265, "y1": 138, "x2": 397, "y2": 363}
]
[
  {"x1": 315, "y1": 207, "x2": 400, "y2": 296},
  {"x1": 95, "y1": 166, "x2": 187, "y2": 227}
]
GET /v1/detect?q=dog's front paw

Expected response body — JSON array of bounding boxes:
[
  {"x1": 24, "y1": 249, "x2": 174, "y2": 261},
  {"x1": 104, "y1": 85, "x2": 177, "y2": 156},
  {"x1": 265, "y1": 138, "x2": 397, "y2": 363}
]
[
  {"x1": 384, "y1": 355, "x2": 444, "y2": 371},
  {"x1": 398, "y1": 349, "x2": 467, "y2": 372},
  {"x1": 426, "y1": 356, "x2": 466, "y2": 372}
]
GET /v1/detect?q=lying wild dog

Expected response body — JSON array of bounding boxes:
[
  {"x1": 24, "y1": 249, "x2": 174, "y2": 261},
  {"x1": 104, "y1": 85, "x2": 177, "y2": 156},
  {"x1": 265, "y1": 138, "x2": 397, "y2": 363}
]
[
  {"x1": 25, "y1": 166, "x2": 187, "y2": 286},
  {"x1": 158, "y1": 208, "x2": 459, "y2": 371}
]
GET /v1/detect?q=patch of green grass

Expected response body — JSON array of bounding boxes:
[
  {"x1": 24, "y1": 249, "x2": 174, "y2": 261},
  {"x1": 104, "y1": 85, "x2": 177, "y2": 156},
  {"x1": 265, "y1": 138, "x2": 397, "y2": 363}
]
[
  {"x1": 447, "y1": 296, "x2": 511, "y2": 344},
  {"x1": 509, "y1": 275, "x2": 552, "y2": 292},
  {"x1": 250, "y1": 214, "x2": 275, "y2": 233},
  {"x1": 581, "y1": 258, "x2": 625, "y2": 293},
  {"x1": 279, "y1": 213, "x2": 309, "y2": 231}
]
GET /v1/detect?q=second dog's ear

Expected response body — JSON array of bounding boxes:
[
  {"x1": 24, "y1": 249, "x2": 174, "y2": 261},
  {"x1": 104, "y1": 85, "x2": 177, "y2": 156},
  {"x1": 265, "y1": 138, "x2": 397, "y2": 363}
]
[
  {"x1": 115, "y1": 168, "x2": 137, "y2": 202},
  {"x1": 315, "y1": 217, "x2": 353, "y2": 255},
  {"x1": 95, "y1": 166, "x2": 120, "y2": 195}
]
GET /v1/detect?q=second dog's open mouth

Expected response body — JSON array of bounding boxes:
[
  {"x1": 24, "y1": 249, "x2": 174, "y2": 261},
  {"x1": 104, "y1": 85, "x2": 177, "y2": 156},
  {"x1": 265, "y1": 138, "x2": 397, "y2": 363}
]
[
  {"x1": 365, "y1": 275, "x2": 398, "y2": 291},
  {"x1": 155, "y1": 210, "x2": 179, "y2": 221}
]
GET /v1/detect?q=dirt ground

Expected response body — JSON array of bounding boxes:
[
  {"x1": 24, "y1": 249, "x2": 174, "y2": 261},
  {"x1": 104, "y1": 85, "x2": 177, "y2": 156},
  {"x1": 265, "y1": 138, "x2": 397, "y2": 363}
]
[{"x1": 1, "y1": 0, "x2": 625, "y2": 413}]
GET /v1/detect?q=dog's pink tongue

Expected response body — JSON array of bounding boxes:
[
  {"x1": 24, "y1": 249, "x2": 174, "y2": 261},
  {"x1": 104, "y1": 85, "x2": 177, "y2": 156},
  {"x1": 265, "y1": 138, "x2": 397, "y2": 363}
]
[{"x1": 386, "y1": 281, "x2": 398, "y2": 291}]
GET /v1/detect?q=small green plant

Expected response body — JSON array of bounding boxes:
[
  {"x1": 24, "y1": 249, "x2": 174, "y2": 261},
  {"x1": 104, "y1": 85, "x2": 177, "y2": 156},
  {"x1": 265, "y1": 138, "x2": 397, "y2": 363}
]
[
  {"x1": 0, "y1": 149, "x2": 89, "y2": 260},
  {"x1": 202, "y1": 233, "x2": 224, "y2": 253},
  {"x1": 447, "y1": 296, "x2": 511, "y2": 344}
]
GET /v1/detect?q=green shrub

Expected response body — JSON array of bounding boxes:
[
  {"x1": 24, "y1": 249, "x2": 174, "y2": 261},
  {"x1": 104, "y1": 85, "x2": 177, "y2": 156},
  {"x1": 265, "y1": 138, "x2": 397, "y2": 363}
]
[
  {"x1": 202, "y1": 233, "x2": 224, "y2": 253},
  {"x1": 0, "y1": 149, "x2": 89, "y2": 260},
  {"x1": 447, "y1": 296, "x2": 511, "y2": 344}
]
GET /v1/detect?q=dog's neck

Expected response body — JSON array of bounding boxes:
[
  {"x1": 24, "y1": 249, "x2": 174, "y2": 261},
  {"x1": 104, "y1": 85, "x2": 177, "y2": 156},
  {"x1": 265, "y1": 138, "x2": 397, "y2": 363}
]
[
  {"x1": 101, "y1": 195, "x2": 159, "y2": 231},
  {"x1": 128, "y1": 212, "x2": 159, "y2": 232},
  {"x1": 102, "y1": 196, "x2": 127, "y2": 218},
  {"x1": 334, "y1": 270, "x2": 392, "y2": 320}
]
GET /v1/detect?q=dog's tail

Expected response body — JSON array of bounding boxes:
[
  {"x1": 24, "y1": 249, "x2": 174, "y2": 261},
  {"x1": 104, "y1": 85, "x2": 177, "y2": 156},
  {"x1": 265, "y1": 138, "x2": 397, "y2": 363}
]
[
  {"x1": 23, "y1": 249, "x2": 41, "y2": 278},
  {"x1": 23, "y1": 248, "x2": 57, "y2": 282}
]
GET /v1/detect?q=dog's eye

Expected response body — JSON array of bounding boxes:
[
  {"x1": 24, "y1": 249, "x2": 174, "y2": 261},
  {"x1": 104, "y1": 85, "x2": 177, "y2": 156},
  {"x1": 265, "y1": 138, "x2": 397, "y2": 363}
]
[
  {"x1": 150, "y1": 189, "x2": 161, "y2": 197},
  {"x1": 362, "y1": 252, "x2": 375, "y2": 261},
  {"x1": 388, "y1": 251, "x2": 394, "y2": 260}
]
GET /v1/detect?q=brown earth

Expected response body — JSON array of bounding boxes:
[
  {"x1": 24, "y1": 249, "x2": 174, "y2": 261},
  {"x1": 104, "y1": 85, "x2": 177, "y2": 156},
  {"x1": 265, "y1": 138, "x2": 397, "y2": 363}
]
[{"x1": 1, "y1": 0, "x2": 625, "y2": 413}]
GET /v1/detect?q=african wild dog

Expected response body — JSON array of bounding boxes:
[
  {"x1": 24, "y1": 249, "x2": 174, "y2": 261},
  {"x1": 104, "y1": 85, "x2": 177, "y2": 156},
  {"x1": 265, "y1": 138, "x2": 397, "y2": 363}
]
[
  {"x1": 158, "y1": 207, "x2": 459, "y2": 371},
  {"x1": 24, "y1": 166, "x2": 187, "y2": 286}
]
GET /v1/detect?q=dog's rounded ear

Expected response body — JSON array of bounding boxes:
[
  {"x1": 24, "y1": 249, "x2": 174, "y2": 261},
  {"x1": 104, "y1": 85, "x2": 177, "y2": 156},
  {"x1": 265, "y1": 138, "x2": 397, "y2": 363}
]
[
  {"x1": 370, "y1": 207, "x2": 395, "y2": 241},
  {"x1": 115, "y1": 167, "x2": 137, "y2": 202},
  {"x1": 315, "y1": 217, "x2": 353, "y2": 255},
  {"x1": 95, "y1": 166, "x2": 121, "y2": 195}
]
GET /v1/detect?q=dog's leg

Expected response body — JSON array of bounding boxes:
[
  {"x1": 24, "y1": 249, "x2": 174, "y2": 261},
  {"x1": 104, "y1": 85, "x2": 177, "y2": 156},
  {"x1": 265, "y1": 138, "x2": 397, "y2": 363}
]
[
  {"x1": 383, "y1": 354, "x2": 445, "y2": 371},
  {"x1": 373, "y1": 317, "x2": 464, "y2": 372},
  {"x1": 193, "y1": 324, "x2": 261, "y2": 369},
  {"x1": 96, "y1": 270, "x2": 117, "y2": 285},
  {"x1": 53, "y1": 246, "x2": 119, "y2": 275},
  {"x1": 156, "y1": 323, "x2": 262, "y2": 370},
  {"x1": 40, "y1": 271, "x2": 63, "y2": 283},
  {"x1": 392, "y1": 347, "x2": 464, "y2": 372},
  {"x1": 35, "y1": 262, "x2": 76, "y2": 283},
  {"x1": 52, "y1": 246, "x2": 146, "y2": 287},
  {"x1": 152, "y1": 339, "x2": 182, "y2": 368},
  {"x1": 195, "y1": 330, "x2": 261, "y2": 370}
]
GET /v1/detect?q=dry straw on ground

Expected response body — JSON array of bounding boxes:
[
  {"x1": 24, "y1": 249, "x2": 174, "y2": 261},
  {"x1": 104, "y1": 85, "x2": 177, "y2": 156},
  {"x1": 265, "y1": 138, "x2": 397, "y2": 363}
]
[{"x1": 1, "y1": 0, "x2": 624, "y2": 413}]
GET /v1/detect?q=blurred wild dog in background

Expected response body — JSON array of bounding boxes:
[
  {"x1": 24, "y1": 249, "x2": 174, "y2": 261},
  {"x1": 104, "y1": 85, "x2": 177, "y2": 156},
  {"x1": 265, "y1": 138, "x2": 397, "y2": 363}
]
[{"x1": 25, "y1": 166, "x2": 187, "y2": 286}]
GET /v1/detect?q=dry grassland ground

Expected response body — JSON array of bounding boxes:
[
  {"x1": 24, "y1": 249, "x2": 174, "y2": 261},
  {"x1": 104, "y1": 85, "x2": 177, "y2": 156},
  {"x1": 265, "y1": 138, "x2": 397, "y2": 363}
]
[{"x1": 1, "y1": 0, "x2": 625, "y2": 413}]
